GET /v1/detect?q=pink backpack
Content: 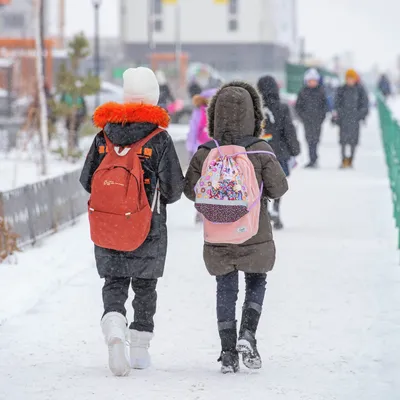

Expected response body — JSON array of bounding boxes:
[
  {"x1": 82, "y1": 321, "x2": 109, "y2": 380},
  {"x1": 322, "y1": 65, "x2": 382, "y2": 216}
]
[
  {"x1": 195, "y1": 139, "x2": 275, "y2": 244},
  {"x1": 197, "y1": 106, "x2": 210, "y2": 145}
]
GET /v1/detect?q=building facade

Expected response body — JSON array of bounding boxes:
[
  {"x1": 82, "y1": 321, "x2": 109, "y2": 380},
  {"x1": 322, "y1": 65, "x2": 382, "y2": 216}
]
[
  {"x1": 120, "y1": 0, "x2": 297, "y2": 73},
  {"x1": 0, "y1": 0, "x2": 49, "y2": 38}
]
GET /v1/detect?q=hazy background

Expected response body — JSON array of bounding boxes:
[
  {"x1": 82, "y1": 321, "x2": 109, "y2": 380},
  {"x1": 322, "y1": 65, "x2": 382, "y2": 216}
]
[{"x1": 46, "y1": 0, "x2": 400, "y2": 71}]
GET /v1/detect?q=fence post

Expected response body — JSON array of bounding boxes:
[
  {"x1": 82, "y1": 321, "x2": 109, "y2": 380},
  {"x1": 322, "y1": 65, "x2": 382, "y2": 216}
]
[{"x1": 24, "y1": 185, "x2": 37, "y2": 245}]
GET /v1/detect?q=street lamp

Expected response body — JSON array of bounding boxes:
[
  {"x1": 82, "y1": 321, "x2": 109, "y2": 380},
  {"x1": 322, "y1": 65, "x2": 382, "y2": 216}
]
[{"x1": 92, "y1": 0, "x2": 102, "y2": 108}]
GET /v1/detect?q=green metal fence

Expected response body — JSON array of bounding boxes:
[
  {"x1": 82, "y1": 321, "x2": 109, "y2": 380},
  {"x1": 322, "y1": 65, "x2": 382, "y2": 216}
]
[{"x1": 377, "y1": 94, "x2": 400, "y2": 249}]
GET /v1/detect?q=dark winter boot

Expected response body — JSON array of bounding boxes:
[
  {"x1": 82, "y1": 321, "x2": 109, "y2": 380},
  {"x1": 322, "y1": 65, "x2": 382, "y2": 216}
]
[
  {"x1": 237, "y1": 305, "x2": 262, "y2": 370},
  {"x1": 270, "y1": 200, "x2": 283, "y2": 230},
  {"x1": 304, "y1": 161, "x2": 318, "y2": 169},
  {"x1": 217, "y1": 321, "x2": 239, "y2": 374}
]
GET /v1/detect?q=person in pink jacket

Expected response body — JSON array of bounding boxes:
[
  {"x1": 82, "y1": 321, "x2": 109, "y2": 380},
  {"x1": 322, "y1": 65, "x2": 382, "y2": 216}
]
[{"x1": 186, "y1": 88, "x2": 217, "y2": 158}]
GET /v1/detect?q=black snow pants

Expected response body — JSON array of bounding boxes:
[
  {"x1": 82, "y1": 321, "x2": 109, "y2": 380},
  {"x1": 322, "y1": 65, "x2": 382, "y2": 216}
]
[
  {"x1": 216, "y1": 271, "x2": 267, "y2": 350},
  {"x1": 102, "y1": 276, "x2": 158, "y2": 332},
  {"x1": 304, "y1": 123, "x2": 322, "y2": 164}
]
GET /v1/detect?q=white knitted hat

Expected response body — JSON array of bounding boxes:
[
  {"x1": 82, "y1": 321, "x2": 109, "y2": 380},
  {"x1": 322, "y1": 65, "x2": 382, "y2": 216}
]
[
  {"x1": 123, "y1": 67, "x2": 160, "y2": 105},
  {"x1": 304, "y1": 68, "x2": 321, "y2": 82}
]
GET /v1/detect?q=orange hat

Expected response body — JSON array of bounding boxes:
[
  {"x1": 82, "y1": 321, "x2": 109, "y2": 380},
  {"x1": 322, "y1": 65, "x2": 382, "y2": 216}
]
[{"x1": 346, "y1": 69, "x2": 359, "y2": 81}]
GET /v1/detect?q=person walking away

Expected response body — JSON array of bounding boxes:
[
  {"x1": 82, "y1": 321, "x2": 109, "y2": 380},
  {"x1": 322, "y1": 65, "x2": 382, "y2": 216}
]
[
  {"x1": 295, "y1": 68, "x2": 328, "y2": 168},
  {"x1": 378, "y1": 74, "x2": 392, "y2": 100},
  {"x1": 257, "y1": 75, "x2": 300, "y2": 230},
  {"x1": 156, "y1": 70, "x2": 175, "y2": 110},
  {"x1": 333, "y1": 69, "x2": 369, "y2": 169},
  {"x1": 186, "y1": 88, "x2": 218, "y2": 158},
  {"x1": 186, "y1": 88, "x2": 218, "y2": 223},
  {"x1": 80, "y1": 67, "x2": 184, "y2": 376},
  {"x1": 184, "y1": 81, "x2": 288, "y2": 373}
]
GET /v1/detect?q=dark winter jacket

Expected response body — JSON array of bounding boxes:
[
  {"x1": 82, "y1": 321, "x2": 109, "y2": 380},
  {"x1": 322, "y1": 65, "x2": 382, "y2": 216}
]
[
  {"x1": 184, "y1": 81, "x2": 288, "y2": 276},
  {"x1": 295, "y1": 85, "x2": 328, "y2": 128},
  {"x1": 378, "y1": 75, "x2": 391, "y2": 97},
  {"x1": 334, "y1": 83, "x2": 369, "y2": 146},
  {"x1": 80, "y1": 102, "x2": 184, "y2": 279},
  {"x1": 257, "y1": 76, "x2": 300, "y2": 161},
  {"x1": 158, "y1": 84, "x2": 175, "y2": 109}
]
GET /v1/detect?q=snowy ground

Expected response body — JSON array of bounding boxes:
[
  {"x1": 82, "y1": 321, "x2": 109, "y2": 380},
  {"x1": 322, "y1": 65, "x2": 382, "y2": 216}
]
[
  {"x1": 386, "y1": 95, "x2": 400, "y2": 121},
  {"x1": 0, "y1": 124, "x2": 188, "y2": 192},
  {"x1": 1, "y1": 112, "x2": 400, "y2": 399}
]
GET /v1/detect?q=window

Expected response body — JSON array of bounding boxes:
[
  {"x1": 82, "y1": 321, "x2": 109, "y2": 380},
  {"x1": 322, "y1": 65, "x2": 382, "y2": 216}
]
[
  {"x1": 154, "y1": 19, "x2": 163, "y2": 32},
  {"x1": 154, "y1": 0, "x2": 162, "y2": 15},
  {"x1": 229, "y1": 0, "x2": 238, "y2": 15},
  {"x1": 2, "y1": 12, "x2": 25, "y2": 29},
  {"x1": 228, "y1": 19, "x2": 238, "y2": 31}
]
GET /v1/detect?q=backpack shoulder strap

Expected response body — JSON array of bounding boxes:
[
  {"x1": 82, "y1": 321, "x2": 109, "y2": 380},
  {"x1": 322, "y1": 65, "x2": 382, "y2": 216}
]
[
  {"x1": 238, "y1": 136, "x2": 266, "y2": 149},
  {"x1": 133, "y1": 127, "x2": 164, "y2": 150}
]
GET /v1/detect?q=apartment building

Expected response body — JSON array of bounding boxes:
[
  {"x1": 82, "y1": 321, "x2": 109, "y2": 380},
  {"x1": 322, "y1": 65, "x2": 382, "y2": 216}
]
[{"x1": 120, "y1": 0, "x2": 297, "y2": 72}]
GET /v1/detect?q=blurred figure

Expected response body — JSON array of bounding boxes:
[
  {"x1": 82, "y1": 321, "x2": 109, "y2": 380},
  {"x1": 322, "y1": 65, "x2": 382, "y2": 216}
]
[
  {"x1": 378, "y1": 74, "x2": 392, "y2": 99},
  {"x1": 257, "y1": 75, "x2": 300, "y2": 230},
  {"x1": 187, "y1": 88, "x2": 217, "y2": 158},
  {"x1": 295, "y1": 68, "x2": 329, "y2": 168},
  {"x1": 156, "y1": 70, "x2": 175, "y2": 110},
  {"x1": 186, "y1": 87, "x2": 217, "y2": 223},
  {"x1": 333, "y1": 69, "x2": 369, "y2": 169},
  {"x1": 60, "y1": 88, "x2": 87, "y2": 147},
  {"x1": 188, "y1": 77, "x2": 202, "y2": 98}
]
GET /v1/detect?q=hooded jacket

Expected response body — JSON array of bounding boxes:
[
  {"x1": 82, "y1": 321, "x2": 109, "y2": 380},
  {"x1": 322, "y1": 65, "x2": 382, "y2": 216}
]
[
  {"x1": 257, "y1": 76, "x2": 300, "y2": 161},
  {"x1": 80, "y1": 102, "x2": 184, "y2": 279},
  {"x1": 184, "y1": 81, "x2": 288, "y2": 276}
]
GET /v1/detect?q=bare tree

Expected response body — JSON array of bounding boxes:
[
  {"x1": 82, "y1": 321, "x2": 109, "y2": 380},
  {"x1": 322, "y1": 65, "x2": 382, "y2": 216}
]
[{"x1": 34, "y1": 0, "x2": 48, "y2": 175}]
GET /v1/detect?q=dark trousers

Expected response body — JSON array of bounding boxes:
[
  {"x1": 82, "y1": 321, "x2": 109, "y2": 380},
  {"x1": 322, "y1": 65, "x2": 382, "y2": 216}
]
[
  {"x1": 305, "y1": 124, "x2": 322, "y2": 164},
  {"x1": 216, "y1": 270, "x2": 267, "y2": 324},
  {"x1": 102, "y1": 276, "x2": 158, "y2": 332},
  {"x1": 341, "y1": 144, "x2": 356, "y2": 160}
]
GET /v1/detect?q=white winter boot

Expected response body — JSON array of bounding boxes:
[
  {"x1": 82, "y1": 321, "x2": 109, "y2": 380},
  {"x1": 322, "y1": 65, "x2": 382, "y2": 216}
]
[
  {"x1": 101, "y1": 312, "x2": 131, "y2": 377},
  {"x1": 129, "y1": 330, "x2": 154, "y2": 369}
]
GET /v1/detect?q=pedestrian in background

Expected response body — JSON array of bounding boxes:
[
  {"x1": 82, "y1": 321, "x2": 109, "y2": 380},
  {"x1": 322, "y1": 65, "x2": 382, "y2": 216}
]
[
  {"x1": 257, "y1": 75, "x2": 300, "y2": 229},
  {"x1": 295, "y1": 68, "x2": 329, "y2": 168},
  {"x1": 333, "y1": 69, "x2": 369, "y2": 169}
]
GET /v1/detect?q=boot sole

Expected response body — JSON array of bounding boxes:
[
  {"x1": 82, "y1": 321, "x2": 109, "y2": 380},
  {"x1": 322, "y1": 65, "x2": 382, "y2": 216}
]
[
  {"x1": 108, "y1": 338, "x2": 131, "y2": 377},
  {"x1": 237, "y1": 340, "x2": 262, "y2": 370},
  {"x1": 221, "y1": 364, "x2": 240, "y2": 374}
]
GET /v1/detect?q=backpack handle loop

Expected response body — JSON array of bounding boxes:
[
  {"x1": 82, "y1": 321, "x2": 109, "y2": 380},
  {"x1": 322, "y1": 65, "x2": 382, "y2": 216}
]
[{"x1": 114, "y1": 146, "x2": 131, "y2": 156}]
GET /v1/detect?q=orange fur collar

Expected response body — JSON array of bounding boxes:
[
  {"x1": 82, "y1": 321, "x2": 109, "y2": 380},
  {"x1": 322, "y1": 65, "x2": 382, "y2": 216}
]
[{"x1": 93, "y1": 102, "x2": 170, "y2": 129}]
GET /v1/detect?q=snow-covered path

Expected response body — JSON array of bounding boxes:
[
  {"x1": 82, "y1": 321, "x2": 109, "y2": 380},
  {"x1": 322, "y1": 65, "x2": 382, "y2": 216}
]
[{"x1": 1, "y1": 113, "x2": 400, "y2": 400}]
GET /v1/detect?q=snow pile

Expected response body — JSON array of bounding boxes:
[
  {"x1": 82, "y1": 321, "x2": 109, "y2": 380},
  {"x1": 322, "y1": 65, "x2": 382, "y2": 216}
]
[{"x1": 386, "y1": 96, "x2": 400, "y2": 121}]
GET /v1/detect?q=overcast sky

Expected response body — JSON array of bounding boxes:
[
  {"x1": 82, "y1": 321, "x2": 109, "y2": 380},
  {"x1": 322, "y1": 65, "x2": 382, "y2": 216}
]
[{"x1": 50, "y1": 0, "x2": 400, "y2": 71}]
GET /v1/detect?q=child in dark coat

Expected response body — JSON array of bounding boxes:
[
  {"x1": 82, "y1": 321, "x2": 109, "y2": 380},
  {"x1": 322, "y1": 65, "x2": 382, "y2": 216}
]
[
  {"x1": 80, "y1": 67, "x2": 184, "y2": 376},
  {"x1": 184, "y1": 81, "x2": 288, "y2": 374},
  {"x1": 257, "y1": 75, "x2": 300, "y2": 229}
]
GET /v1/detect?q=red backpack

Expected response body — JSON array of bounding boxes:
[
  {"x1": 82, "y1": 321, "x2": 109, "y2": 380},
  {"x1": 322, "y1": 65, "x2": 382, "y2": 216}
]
[{"x1": 88, "y1": 127, "x2": 163, "y2": 252}]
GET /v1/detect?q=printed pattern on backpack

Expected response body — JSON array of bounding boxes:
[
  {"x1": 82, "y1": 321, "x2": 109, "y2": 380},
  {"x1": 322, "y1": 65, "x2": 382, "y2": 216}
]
[
  {"x1": 195, "y1": 155, "x2": 249, "y2": 223},
  {"x1": 195, "y1": 140, "x2": 276, "y2": 245}
]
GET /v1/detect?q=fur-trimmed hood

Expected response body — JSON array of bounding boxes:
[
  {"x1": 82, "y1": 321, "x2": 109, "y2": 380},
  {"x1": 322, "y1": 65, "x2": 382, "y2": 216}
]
[
  {"x1": 207, "y1": 81, "x2": 263, "y2": 144},
  {"x1": 92, "y1": 102, "x2": 170, "y2": 146}
]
